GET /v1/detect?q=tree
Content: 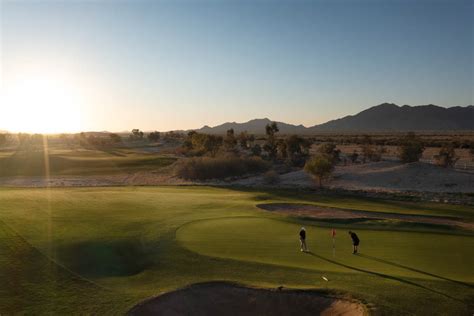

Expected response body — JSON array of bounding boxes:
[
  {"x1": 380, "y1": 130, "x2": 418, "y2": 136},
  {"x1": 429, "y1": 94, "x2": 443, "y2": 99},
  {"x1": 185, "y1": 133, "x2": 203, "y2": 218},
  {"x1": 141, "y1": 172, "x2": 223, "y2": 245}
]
[
  {"x1": 147, "y1": 131, "x2": 161, "y2": 142},
  {"x1": 398, "y1": 132, "x2": 424, "y2": 163},
  {"x1": 304, "y1": 155, "x2": 334, "y2": 188},
  {"x1": 224, "y1": 128, "x2": 237, "y2": 152},
  {"x1": 238, "y1": 131, "x2": 253, "y2": 149},
  {"x1": 130, "y1": 129, "x2": 144, "y2": 141},
  {"x1": 282, "y1": 135, "x2": 311, "y2": 166},
  {"x1": 277, "y1": 139, "x2": 288, "y2": 160},
  {"x1": 317, "y1": 142, "x2": 340, "y2": 164},
  {"x1": 434, "y1": 145, "x2": 459, "y2": 168},
  {"x1": 109, "y1": 133, "x2": 122, "y2": 144},
  {"x1": 263, "y1": 122, "x2": 279, "y2": 160},
  {"x1": 0, "y1": 133, "x2": 7, "y2": 147},
  {"x1": 265, "y1": 122, "x2": 279, "y2": 137},
  {"x1": 183, "y1": 132, "x2": 223, "y2": 157}
]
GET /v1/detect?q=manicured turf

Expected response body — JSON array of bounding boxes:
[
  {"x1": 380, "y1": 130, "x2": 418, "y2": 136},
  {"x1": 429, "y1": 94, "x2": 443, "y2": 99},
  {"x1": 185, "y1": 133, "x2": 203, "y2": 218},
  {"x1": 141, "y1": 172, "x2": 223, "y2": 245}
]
[
  {"x1": 0, "y1": 186, "x2": 473, "y2": 315},
  {"x1": 178, "y1": 217, "x2": 474, "y2": 282},
  {"x1": 0, "y1": 147, "x2": 175, "y2": 176}
]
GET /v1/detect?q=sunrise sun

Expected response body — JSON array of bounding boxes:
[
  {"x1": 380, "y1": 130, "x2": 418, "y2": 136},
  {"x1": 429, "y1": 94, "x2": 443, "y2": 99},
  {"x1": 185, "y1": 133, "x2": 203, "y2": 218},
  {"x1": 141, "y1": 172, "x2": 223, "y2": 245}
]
[{"x1": 2, "y1": 71, "x2": 82, "y2": 134}]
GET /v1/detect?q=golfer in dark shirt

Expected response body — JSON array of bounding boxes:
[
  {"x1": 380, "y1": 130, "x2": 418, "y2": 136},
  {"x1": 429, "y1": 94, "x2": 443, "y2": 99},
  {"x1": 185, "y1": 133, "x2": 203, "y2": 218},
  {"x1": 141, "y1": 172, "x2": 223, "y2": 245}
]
[
  {"x1": 299, "y1": 227, "x2": 308, "y2": 252},
  {"x1": 349, "y1": 231, "x2": 360, "y2": 254}
]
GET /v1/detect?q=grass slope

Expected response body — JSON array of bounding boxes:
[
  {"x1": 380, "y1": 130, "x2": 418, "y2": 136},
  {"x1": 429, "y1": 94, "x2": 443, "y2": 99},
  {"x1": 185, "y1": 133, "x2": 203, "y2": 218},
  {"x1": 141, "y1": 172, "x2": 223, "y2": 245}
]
[{"x1": 0, "y1": 186, "x2": 473, "y2": 315}]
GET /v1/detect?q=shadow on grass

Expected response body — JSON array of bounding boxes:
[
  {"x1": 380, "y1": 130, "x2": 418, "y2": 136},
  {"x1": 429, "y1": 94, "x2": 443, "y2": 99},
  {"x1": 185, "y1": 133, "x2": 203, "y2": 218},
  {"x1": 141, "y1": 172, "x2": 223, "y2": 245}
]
[
  {"x1": 56, "y1": 239, "x2": 153, "y2": 278},
  {"x1": 305, "y1": 251, "x2": 465, "y2": 303},
  {"x1": 358, "y1": 254, "x2": 473, "y2": 289}
]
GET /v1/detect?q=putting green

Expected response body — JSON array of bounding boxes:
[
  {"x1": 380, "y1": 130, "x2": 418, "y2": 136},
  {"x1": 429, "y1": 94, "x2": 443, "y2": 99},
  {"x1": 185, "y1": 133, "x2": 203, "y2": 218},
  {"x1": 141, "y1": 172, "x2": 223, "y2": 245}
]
[{"x1": 177, "y1": 217, "x2": 474, "y2": 282}]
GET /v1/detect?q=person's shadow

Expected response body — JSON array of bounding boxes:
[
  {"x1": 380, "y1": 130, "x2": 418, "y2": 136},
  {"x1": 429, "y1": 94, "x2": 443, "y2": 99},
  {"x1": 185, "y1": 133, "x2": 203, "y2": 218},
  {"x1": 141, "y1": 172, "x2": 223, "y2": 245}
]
[
  {"x1": 357, "y1": 253, "x2": 473, "y2": 289},
  {"x1": 305, "y1": 251, "x2": 467, "y2": 303}
]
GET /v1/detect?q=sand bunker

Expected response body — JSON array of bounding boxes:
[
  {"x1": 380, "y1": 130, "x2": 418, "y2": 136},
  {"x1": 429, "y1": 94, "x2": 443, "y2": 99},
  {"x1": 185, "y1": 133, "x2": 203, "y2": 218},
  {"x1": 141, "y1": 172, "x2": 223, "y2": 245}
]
[
  {"x1": 258, "y1": 203, "x2": 473, "y2": 230},
  {"x1": 128, "y1": 282, "x2": 365, "y2": 316}
]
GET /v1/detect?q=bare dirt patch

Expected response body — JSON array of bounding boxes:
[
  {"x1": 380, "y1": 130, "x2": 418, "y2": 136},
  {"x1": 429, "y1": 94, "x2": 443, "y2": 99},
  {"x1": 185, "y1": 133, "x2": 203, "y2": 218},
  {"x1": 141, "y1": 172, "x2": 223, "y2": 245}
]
[
  {"x1": 128, "y1": 282, "x2": 365, "y2": 316},
  {"x1": 258, "y1": 203, "x2": 473, "y2": 230},
  {"x1": 235, "y1": 161, "x2": 474, "y2": 194}
]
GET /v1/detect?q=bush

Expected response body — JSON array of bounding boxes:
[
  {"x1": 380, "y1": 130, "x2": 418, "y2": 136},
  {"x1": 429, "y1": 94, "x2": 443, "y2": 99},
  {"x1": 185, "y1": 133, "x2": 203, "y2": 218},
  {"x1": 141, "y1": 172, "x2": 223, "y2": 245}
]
[
  {"x1": 434, "y1": 145, "x2": 459, "y2": 168},
  {"x1": 174, "y1": 156, "x2": 269, "y2": 180},
  {"x1": 361, "y1": 144, "x2": 382, "y2": 162},
  {"x1": 304, "y1": 155, "x2": 334, "y2": 187},
  {"x1": 398, "y1": 132, "x2": 424, "y2": 163},
  {"x1": 251, "y1": 144, "x2": 262, "y2": 156},
  {"x1": 263, "y1": 170, "x2": 280, "y2": 185},
  {"x1": 317, "y1": 143, "x2": 340, "y2": 164}
]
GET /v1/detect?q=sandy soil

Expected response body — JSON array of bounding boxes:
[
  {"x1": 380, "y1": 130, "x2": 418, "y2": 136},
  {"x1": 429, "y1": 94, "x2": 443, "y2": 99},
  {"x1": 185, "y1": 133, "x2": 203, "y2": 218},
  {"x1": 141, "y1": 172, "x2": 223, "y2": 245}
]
[
  {"x1": 236, "y1": 161, "x2": 474, "y2": 193},
  {"x1": 128, "y1": 282, "x2": 365, "y2": 316},
  {"x1": 1, "y1": 161, "x2": 472, "y2": 196},
  {"x1": 258, "y1": 203, "x2": 473, "y2": 230},
  {"x1": 0, "y1": 171, "x2": 191, "y2": 187}
]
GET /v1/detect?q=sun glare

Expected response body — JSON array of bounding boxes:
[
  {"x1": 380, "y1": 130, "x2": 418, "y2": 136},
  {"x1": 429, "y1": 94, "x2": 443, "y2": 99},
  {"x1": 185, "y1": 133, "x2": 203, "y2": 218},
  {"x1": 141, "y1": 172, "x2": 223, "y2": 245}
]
[{"x1": 2, "y1": 72, "x2": 83, "y2": 134}]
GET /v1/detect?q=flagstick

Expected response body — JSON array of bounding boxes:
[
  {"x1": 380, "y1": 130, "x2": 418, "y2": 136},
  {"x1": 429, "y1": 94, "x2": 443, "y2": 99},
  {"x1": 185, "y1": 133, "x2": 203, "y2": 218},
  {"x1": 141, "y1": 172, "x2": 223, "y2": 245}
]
[{"x1": 332, "y1": 236, "x2": 335, "y2": 257}]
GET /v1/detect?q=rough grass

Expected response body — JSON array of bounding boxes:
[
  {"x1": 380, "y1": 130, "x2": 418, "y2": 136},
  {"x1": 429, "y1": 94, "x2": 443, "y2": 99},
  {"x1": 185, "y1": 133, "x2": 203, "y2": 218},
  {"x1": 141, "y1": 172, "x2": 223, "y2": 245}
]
[{"x1": 0, "y1": 186, "x2": 473, "y2": 315}]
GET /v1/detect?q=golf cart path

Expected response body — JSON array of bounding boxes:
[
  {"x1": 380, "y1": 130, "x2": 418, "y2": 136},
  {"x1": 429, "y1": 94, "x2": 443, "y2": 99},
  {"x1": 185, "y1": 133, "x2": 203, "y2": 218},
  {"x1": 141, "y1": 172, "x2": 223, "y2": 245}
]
[
  {"x1": 257, "y1": 203, "x2": 474, "y2": 230},
  {"x1": 128, "y1": 282, "x2": 365, "y2": 316}
]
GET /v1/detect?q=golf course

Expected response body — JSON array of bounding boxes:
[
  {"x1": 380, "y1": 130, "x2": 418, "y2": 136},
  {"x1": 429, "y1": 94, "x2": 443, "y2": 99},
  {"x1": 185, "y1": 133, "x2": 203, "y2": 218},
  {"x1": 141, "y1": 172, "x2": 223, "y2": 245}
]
[{"x1": 0, "y1": 186, "x2": 473, "y2": 315}]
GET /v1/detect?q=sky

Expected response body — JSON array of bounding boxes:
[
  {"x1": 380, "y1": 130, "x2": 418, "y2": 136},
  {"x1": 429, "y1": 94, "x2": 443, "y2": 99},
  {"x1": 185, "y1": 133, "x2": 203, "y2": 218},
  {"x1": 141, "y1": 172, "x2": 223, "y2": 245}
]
[{"x1": 0, "y1": 0, "x2": 472, "y2": 133}]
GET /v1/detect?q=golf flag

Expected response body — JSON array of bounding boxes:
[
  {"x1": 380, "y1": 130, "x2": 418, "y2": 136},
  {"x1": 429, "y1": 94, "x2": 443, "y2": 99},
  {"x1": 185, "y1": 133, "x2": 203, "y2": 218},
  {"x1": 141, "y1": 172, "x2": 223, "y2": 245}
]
[{"x1": 331, "y1": 228, "x2": 336, "y2": 250}]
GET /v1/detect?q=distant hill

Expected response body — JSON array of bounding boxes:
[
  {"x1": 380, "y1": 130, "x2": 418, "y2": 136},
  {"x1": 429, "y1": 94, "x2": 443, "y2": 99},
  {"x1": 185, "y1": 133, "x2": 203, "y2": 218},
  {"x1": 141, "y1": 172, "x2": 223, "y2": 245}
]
[
  {"x1": 193, "y1": 104, "x2": 474, "y2": 134},
  {"x1": 196, "y1": 118, "x2": 308, "y2": 135},
  {"x1": 309, "y1": 103, "x2": 474, "y2": 132}
]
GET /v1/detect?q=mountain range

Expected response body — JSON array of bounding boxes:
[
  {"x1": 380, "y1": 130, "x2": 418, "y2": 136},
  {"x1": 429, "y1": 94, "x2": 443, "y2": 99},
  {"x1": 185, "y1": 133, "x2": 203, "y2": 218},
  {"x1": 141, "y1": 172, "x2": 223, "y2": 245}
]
[{"x1": 193, "y1": 103, "x2": 474, "y2": 134}]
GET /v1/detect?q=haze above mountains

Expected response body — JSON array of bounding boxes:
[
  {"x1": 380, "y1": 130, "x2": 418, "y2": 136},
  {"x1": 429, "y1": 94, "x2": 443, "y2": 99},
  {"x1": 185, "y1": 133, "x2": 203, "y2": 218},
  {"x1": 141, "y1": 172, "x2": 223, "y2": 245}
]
[{"x1": 194, "y1": 103, "x2": 474, "y2": 134}]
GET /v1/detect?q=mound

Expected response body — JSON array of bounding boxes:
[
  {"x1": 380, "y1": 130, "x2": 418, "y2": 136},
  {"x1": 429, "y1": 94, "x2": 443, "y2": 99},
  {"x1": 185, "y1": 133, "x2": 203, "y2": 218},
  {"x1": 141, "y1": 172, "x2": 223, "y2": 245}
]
[
  {"x1": 128, "y1": 282, "x2": 365, "y2": 316},
  {"x1": 258, "y1": 203, "x2": 473, "y2": 230}
]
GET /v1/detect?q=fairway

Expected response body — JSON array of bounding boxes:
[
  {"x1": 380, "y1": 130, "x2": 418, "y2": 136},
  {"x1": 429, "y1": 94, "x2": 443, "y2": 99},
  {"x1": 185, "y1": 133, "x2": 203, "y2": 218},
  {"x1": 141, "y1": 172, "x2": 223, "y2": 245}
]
[
  {"x1": 0, "y1": 147, "x2": 175, "y2": 176},
  {"x1": 0, "y1": 186, "x2": 473, "y2": 315}
]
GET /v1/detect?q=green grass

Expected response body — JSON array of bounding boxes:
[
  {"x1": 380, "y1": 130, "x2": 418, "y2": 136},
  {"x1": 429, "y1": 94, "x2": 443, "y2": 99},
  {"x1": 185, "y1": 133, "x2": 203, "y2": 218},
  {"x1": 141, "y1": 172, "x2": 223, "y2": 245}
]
[
  {"x1": 0, "y1": 147, "x2": 175, "y2": 176},
  {"x1": 0, "y1": 186, "x2": 473, "y2": 315}
]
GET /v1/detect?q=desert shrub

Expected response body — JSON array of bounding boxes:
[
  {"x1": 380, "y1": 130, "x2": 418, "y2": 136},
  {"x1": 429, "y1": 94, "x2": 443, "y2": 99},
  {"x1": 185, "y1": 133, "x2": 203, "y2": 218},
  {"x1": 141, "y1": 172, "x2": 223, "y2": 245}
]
[
  {"x1": 129, "y1": 129, "x2": 144, "y2": 141},
  {"x1": 223, "y1": 128, "x2": 238, "y2": 152},
  {"x1": 398, "y1": 132, "x2": 424, "y2": 163},
  {"x1": 349, "y1": 150, "x2": 359, "y2": 163},
  {"x1": 434, "y1": 145, "x2": 459, "y2": 168},
  {"x1": 263, "y1": 170, "x2": 280, "y2": 185},
  {"x1": 147, "y1": 131, "x2": 160, "y2": 142},
  {"x1": 109, "y1": 133, "x2": 122, "y2": 144},
  {"x1": 317, "y1": 142, "x2": 340, "y2": 164},
  {"x1": 469, "y1": 142, "x2": 474, "y2": 161},
  {"x1": 360, "y1": 144, "x2": 381, "y2": 162},
  {"x1": 304, "y1": 155, "x2": 334, "y2": 187},
  {"x1": 174, "y1": 156, "x2": 269, "y2": 180},
  {"x1": 182, "y1": 132, "x2": 223, "y2": 157},
  {"x1": 251, "y1": 144, "x2": 262, "y2": 156}
]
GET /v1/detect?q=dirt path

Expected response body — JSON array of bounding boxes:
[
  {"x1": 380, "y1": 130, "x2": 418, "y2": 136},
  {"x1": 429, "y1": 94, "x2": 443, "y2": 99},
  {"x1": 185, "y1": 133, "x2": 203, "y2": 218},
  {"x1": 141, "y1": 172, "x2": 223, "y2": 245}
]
[
  {"x1": 128, "y1": 282, "x2": 365, "y2": 316},
  {"x1": 258, "y1": 203, "x2": 474, "y2": 230}
]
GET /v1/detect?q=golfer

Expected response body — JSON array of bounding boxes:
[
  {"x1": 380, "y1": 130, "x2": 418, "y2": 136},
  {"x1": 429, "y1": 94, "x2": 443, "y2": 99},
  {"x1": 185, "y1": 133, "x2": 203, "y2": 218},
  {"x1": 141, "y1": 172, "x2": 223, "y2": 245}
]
[
  {"x1": 299, "y1": 227, "x2": 308, "y2": 252},
  {"x1": 348, "y1": 231, "x2": 360, "y2": 254}
]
